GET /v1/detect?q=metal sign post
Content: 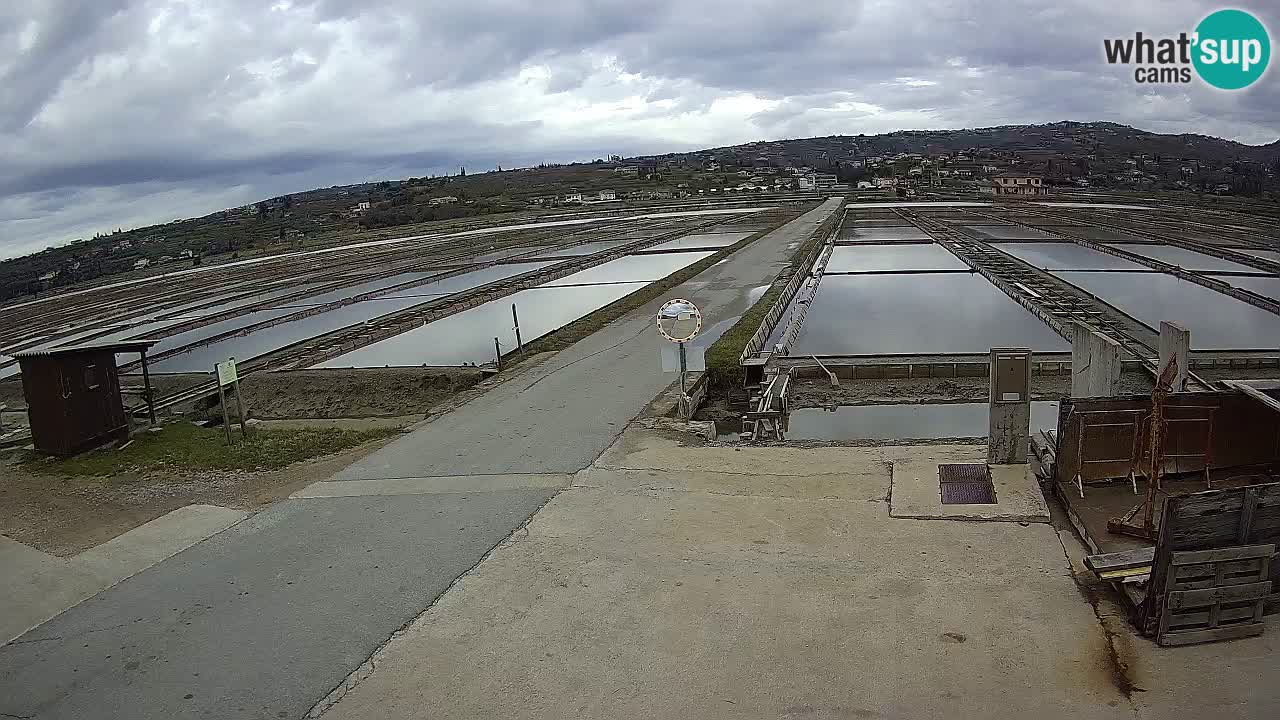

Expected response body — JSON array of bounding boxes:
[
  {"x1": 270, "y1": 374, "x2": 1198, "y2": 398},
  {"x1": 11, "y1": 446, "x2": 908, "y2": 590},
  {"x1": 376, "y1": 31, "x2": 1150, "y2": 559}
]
[
  {"x1": 214, "y1": 358, "x2": 245, "y2": 443},
  {"x1": 657, "y1": 298, "x2": 702, "y2": 418},
  {"x1": 678, "y1": 342, "x2": 687, "y2": 393}
]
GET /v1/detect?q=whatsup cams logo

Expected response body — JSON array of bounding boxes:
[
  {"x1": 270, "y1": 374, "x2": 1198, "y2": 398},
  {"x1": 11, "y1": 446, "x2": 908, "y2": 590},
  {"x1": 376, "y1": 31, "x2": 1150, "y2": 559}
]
[{"x1": 1104, "y1": 8, "x2": 1271, "y2": 89}]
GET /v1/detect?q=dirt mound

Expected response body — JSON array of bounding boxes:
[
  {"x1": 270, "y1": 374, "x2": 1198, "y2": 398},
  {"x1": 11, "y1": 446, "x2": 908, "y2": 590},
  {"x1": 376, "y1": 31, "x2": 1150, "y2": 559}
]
[{"x1": 238, "y1": 367, "x2": 485, "y2": 419}]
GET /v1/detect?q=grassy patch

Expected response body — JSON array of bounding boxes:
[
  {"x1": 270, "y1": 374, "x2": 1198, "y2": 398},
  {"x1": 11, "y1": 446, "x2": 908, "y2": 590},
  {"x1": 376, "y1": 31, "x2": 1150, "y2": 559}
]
[
  {"x1": 702, "y1": 283, "x2": 787, "y2": 388},
  {"x1": 702, "y1": 206, "x2": 841, "y2": 388},
  {"x1": 22, "y1": 422, "x2": 401, "y2": 477}
]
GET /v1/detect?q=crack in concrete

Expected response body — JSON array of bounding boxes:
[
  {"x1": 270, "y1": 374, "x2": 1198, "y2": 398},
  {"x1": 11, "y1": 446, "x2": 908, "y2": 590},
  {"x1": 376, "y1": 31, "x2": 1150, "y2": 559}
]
[
  {"x1": 7, "y1": 621, "x2": 131, "y2": 647},
  {"x1": 591, "y1": 463, "x2": 861, "y2": 478}
]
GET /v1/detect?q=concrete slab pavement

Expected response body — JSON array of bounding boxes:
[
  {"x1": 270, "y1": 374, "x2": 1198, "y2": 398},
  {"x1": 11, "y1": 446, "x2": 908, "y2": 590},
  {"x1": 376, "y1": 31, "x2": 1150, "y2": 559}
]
[
  {"x1": 314, "y1": 431, "x2": 1280, "y2": 720},
  {"x1": 329, "y1": 198, "x2": 844, "y2": 480},
  {"x1": 890, "y1": 456, "x2": 1051, "y2": 522},
  {"x1": 1, "y1": 200, "x2": 846, "y2": 720},
  {"x1": 1, "y1": 505, "x2": 249, "y2": 644},
  {"x1": 0, "y1": 489, "x2": 558, "y2": 720}
]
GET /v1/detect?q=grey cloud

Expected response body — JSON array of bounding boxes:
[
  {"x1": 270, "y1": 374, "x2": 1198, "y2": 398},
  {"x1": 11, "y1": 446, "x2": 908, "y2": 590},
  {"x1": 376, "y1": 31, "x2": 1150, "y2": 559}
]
[{"x1": 1, "y1": 0, "x2": 1278, "y2": 258}]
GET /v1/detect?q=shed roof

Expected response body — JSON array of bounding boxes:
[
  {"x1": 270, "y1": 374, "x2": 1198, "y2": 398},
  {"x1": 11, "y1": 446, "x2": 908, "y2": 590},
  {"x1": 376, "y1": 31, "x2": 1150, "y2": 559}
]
[{"x1": 12, "y1": 339, "x2": 160, "y2": 360}]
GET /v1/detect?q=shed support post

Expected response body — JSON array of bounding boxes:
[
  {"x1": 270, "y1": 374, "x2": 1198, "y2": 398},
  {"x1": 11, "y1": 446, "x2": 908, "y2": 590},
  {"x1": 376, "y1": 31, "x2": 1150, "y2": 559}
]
[{"x1": 140, "y1": 350, "x2": 157, "y2": 425}]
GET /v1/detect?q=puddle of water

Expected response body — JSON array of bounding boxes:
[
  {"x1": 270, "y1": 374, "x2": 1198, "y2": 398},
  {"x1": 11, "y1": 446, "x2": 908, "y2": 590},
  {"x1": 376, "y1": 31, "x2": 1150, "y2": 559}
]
[
  {"x1": 1056, "y1": 271, "x2": 1280, "y2": 350},
  {"x1": 825, "y1": 244, "x2": 966, "y2": 273},
  {"x1": 992, "y1": 243, "x2": 1148, "y2": 271},
  {"x1": 793, "y1": 273, "x2": 1068, "y2": 355},
  {"x1": 781, "y1": 401, "x2": 1061, "y2": 441},
  {"x1": 660, "y1": 315, "x2": 737, "y2": 372}
]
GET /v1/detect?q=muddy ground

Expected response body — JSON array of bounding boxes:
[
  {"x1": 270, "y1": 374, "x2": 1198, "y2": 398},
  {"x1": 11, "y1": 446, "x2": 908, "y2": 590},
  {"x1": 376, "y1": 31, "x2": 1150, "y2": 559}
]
[
  {"x1": 3, "y1": 367, "x2": 483, "y2": 419},
  {"x1": 787, "y1": 370, "x2": 1154, "y2": 408}
]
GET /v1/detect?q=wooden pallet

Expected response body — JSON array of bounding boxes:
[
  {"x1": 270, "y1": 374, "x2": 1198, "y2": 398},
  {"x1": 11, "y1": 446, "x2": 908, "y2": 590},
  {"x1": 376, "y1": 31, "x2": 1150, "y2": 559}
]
[{"x1": 1156, "y1": 544, "x2": 1273, "y2": 647}]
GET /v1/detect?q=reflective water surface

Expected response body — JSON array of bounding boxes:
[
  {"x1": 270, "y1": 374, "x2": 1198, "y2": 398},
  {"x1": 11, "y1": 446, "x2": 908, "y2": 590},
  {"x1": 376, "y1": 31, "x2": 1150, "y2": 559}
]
[
  {"x1": 540, "y1": 252, "x2": 713, "y2": 287},
  {"x1": 785, "y1": 401, "x2": 1061, "y2": 441},
  {"x1": 1209, "y1": 274, "x2": 1280, "y2": 300},
  {"x1": 992, "y1": 242, "x2": 1148, "y2": 271},
  {"x1": 1055, "y1": 271, "x2": 1280, "y2": 350},
  {"x1": 642, "y1": 232, "x2": 752, "y2": 252},
  {"x1": 793, "y1": 273, "x2": 1067, "y2": 354},
  {"x1": 836, "y1": 226, "x2": 931, "y2": 242},
  {"x1": 1111, "y1": 243, "x2": 1265, "y2": 273},
  {"x1": 963, "y1": 225, "x2": 1055, "y2": 241},
  {"x1": 825, "y1": 244, "x2": 967, "y2": 273},
  {"x1": 315, "y1": 281, "x2": 649, "y2": 367},
  {"x1": 1234, "y1": 248, "x2": 1280, "y2": 264}
]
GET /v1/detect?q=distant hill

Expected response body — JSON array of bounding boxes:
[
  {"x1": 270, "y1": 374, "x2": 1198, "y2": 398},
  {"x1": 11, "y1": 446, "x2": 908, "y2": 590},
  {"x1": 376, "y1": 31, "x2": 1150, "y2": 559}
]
[
  {"x1": 3, "y1": 121, "x2": 1278, "y2": 302},
  {"x1": 642, "y1": 121, "x2": 1280, "y2": 167}
]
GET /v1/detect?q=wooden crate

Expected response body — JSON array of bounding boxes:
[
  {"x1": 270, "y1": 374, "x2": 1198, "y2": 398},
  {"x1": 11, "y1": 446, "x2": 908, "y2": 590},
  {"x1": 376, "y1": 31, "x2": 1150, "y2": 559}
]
[{"x1": 1156, "y1": 544, "x2": 1273, "y2": 647}]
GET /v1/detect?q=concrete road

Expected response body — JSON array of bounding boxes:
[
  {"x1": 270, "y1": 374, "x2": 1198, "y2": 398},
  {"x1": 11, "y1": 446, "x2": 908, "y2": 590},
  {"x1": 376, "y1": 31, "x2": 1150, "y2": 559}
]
[
  {"x1": 0, "y1": 198, "x2": 843, "y2": 720},
  {"x1": 0, "y1": 491, "x2": 557, "y2": 720},
  {"x1": 332, "y1": 197, "x2": 843, "y2": 478},
  {"x1": 316, "y1": 432, "x2": 1280, "y2": 720}
]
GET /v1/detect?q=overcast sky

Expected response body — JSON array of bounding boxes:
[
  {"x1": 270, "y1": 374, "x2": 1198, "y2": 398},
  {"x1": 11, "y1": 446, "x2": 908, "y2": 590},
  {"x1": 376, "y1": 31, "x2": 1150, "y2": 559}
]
[{"x1": 2, "y1": 0, "x2": 1277, "y2": 259}]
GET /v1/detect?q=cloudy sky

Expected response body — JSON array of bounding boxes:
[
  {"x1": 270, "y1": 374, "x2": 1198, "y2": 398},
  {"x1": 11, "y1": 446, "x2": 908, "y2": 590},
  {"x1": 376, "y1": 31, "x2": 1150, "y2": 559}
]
[{"x1": 2, "y1": 0, "x2": 1277, "y2": 259}]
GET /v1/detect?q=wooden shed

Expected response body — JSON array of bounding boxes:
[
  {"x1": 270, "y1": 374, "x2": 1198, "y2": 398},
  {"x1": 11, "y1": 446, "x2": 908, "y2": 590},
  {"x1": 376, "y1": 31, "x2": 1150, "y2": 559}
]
[{"x1": 13, "y1": 340, "x2": 158, "y2": 457}]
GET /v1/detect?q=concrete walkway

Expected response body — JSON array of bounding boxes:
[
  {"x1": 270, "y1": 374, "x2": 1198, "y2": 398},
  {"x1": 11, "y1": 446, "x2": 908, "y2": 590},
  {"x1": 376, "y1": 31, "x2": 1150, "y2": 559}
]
[
  {"x1": 0, "y1": 198, "x2": 844, "y2": 720},
  {"x1": 315, "y1": 431, "x2": 1280, "y2": 720},
  {"x1": 331, "y1": 197, "x2": 843, "y2": 479},
  {"x1": 1, "y1": 505, "x2": 248, "y2": 644}
]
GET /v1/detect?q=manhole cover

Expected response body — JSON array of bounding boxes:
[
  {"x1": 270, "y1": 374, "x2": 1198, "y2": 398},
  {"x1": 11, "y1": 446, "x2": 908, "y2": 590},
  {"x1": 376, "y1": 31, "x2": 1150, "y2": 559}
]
[{"x1": 939, "y1": 463, "x2": 996, "y2": 504}]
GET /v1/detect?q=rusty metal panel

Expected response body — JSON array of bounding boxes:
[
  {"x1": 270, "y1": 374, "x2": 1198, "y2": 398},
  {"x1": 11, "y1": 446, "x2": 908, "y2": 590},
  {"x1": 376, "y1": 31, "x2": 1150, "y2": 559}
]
[{"x1": 1056, "y1": 393, "x2": 1280, "y2": 486}]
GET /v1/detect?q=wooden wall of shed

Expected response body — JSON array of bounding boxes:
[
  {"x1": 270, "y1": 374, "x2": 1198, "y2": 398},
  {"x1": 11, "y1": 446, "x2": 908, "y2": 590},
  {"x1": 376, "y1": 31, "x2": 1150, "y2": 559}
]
[
  {"x1": 1056, "y1": 392, "x2": 1280, "y2": 485},
  {"x1": 19, "y1": 350, "x2": 127, "y2": 456}
]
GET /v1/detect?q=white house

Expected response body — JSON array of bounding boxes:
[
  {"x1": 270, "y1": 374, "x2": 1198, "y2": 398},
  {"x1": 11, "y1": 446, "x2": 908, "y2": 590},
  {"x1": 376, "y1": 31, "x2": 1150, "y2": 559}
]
[
  {"x1": 353, "y1": 201, "x2": 371, "y2": 212},
  {"x1": 563, "y1": 192, "x2": 584, "y2": 203},
  {"x1": 989, "y1": 172, "x2": 1047, "y2": 196},
  {"x1": 856, "y1": 181, "x2": 875, "y2": 190},
  {"x1": 429, "y1": 196, "x2": 458, "y2": 206},
  {"x1": 597, "y1": 189, "x2": 617, "y2": 201},
  {"x1": 796, "y1": 174, "x2": 816, "y2": 190}
]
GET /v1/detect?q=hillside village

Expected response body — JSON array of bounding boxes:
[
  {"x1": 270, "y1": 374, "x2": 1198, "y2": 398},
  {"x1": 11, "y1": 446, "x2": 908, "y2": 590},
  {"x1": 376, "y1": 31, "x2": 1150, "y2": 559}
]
[{"x1": 3, "y1": 122, "x2": 1279, "y2": 302}]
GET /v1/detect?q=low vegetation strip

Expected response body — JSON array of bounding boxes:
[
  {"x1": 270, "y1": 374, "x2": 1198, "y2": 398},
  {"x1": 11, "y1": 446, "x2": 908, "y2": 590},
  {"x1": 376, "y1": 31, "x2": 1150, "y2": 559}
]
[
  {"x1": 21, "y1": 422, "x2": 401, "y2": 476},
  {"x1": 703, "y1": 205, "x2": 841, "y2": 388},
  {"x1": 511, "y1": 205, "x2": 813, "y2": 358}
]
